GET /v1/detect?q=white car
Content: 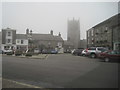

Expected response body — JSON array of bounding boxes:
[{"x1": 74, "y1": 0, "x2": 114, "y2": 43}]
[
  {"x1": 81, "y1": 49, "x2": 87, "y2": 56},
  {"x1": 86, "y1": 47, "x2": 108, "y2": 58},
  {"x1": 3, "y1": 49, "x2": 13, "y2": 54}
]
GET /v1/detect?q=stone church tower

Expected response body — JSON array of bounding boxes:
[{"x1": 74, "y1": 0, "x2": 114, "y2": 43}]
[{"x1": 67, "y1": 18, "x2": 80, "y2": 49}]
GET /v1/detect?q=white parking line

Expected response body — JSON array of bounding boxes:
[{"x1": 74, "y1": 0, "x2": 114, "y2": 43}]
[
  {"x1": 1, "y1": 78, "x2": 43, "y2": 88},
  {"x1": 45, "y1": 54, "x2": 49, "y2": 60}
]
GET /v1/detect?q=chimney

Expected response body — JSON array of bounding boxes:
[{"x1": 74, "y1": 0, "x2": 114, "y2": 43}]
[
  {"x1": 50, "y1": 30, "x2": 53, "y2": 35},
  {"x1": 58, "y1": 32, "x2": 61, "y2": 37},
  {"x1": 26, "y1": 28, "x2": 29, "y2": 35},
  {"x1": 30, "y1": 30, "x2": 32, "y2": 35}
]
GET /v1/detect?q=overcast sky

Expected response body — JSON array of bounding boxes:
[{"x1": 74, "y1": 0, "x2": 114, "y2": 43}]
[{"x1": 1, "y1": 2, "x2": 118, "y2": 40}]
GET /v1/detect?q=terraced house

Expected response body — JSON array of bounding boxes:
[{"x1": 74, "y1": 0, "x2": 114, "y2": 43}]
[
  {"x1": 0, "y1": 28, "x2": 64, "y2": 53},
  {"x1": 87, "y1": 13, "x2": 120, "y2": 50},
  {"x1": 26, "y1": 29, "x2": 64, "y2": 53}
]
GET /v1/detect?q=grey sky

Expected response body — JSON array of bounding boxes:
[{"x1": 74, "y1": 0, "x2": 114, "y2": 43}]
[{"x1": 2, "y1": 2, "x2": 118, "y2": 40}]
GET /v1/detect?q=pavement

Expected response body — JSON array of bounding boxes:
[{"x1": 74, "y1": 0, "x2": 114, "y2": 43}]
[{"x1": 2, "y1": 54, "x2": 119, "y2": 88}]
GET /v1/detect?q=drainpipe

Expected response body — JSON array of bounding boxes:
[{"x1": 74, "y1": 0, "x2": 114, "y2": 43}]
[{"x1": 111, "y1": 28, "x2": 113, "y2": 50}]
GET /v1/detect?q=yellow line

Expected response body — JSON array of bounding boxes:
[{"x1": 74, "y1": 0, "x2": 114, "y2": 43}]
[{"x1": 2, "y1": 78, "x2": 43, "y2": 88}]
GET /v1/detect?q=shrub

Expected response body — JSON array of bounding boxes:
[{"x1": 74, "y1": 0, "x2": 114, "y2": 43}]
[
  {"x1": 25, "y1": 53, "x2": 32, "y2": 57},
  {"x1": 6, "y1": 52, "x2": 13, "y2": 55}
]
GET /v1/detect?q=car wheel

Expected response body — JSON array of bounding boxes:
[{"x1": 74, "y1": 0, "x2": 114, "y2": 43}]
[
  {"x1": 82, "y1": 54, "x2": 85, "y2": 56},
  {"x1": 90, "y1": 54, "x2": 96, "y2": 58},
  {"x1": 104, "y1": 58, "x2": 110, "y2": 62}
]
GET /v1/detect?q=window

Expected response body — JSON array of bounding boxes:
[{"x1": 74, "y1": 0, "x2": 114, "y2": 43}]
[
  {"x1": 4, "y1": 46, "x2": 9, "y2": 50},
  {"x1": 91, "y1": 29, "x2": 94, "y2": 36},
  {"x1": 87, "y1": 31, "x2": 89, "y2": 37},
  {"x1": 17, "y1": 40, "x2": 20, "y2": 43},
  {"x1": 97, "y1": 48, "x2": 107, "y2": 52},
  {"x1": 88, "y1": 39, "x2": 89, "y2": 44},
  {"x1": 7, "y1": 39, "x2": 11, "y2": 43},
  {"x1": 109, "y1": 51, "x2": 116, "y2": 55},
  {"x1": 21, "y1": 40, "x2": 24, "y2": 44},
  {"x1": 8, "y1": 32, "x2": 11, "y2": 36}
]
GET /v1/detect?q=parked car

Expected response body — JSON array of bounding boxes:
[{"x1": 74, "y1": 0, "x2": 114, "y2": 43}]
[
  {"x1": 64, "y1": 50, "x2": 71, "y2": 53},
  {"x1": 81, "y1": 48, "x2": 88, "y2": 56},
  {"x1": 0, "y1": 50, "x2": 3, "y2": 54},
  {"x1": 42, "y1": 49, "x2": 50, "y2": 54},
  {"x1": 86, "y1": 47, "x2": 108, "y2": 58},
  {"x1": 34, "y1": 48, "x2": 40, "y2": 54},
  {"x1": 42, "y1": 49, "x2": 58, "y2": 54},
  {"x1": 72, "y1": 49, "x2": 84, "y2": 56},
  {"x1": 25, "y1": 49, "x2": 33, "y2": 56},
  {"x1": 14, "y1": 49, "x2": 23, "y2": 56},
  {"x1": 4, "y1": 49, "x2": 14, "y2": 55},
  {"x1": 3, "y1": 49, "x2": 13, "y2": 54},
  {"x1": 51, "y1": 50, "x2": 58, "y2": 54},
  {"x1": 98, "y1": 50, "x2": 120, "y2": 62}
]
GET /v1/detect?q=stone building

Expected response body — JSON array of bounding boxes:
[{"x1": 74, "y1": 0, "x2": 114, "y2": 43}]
[
  {"x1": 79, "y1": 39, "x2": 87, "y2": 49},
  {"x1": 67, "y1": 18, "x2": 80, "y2": 49},
  {"x1": 63, "y1": 40, "x2": 74, "y2": 53},
  {"x1": 0, "y1": 32, "x2": 2, "y2": 49},
  {"x1": 26, "y1": 29, "x2": 64, "y2": 53},
  {"x1": 87, "y1": 14, "x2": 120, "y2": 50},
  {"x1": 1, "y1": 28, "x2": 64, "y2": 53}
]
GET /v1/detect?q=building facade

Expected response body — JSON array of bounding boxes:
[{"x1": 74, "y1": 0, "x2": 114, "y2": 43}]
[
  {"x1": 0, "y1": 32, "x2": 2, "y2": 50},
  {"x1": 63, "y1": 40, "x2": 74, "y2": 53},
  {"x1": 79, "y1": 39, "x2": 87, "y2": 49},
  {"x1": 16, "y1": 34, "x2": 28, "y2": 51},
  {"x1": 67, "y1": 18, "x2": 80, "y2": 49},
  {"x1": 1, "y1": 28, "x2": 64, "y2": 53},
  {"x1": 1, "y1": 28, "x2": 17, "y2": 51},
  {"x1": 87, "y1": 14, "x2": 120, "y2": 50},
  {"x1": 1, "y1": 28, "x2": 29, "y2": 52},
  {"x1": 26, "y1": 29, "x2": 64, "y2": 53}
]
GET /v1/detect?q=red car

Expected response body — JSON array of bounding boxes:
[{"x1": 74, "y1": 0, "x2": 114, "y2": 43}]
[{"x1": 98, "y1": 50, "x2": 120, "y2": 62}]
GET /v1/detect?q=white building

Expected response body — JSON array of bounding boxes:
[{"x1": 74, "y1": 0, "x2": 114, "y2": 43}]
[
  {"x1": 1, "y1": 28, "x2": 28, "y2": 52},
  {"x1": 16, "y1": 34, "x2": 28, "y2": 51}
]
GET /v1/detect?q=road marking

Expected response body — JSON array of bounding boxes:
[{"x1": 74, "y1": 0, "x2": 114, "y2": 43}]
[
  {"x1": 45, "y1": 54, "x2": 49, "y2": 60},
  {"x1": 1, "y1": 78, "x2": 43, "y2": 88}
]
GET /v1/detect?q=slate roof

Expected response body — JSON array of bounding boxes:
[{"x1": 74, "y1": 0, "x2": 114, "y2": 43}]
[
  {"x1": 32, "y1": 34, "x2": 63, "y2": 41},
  {"x1": 64, "y1": 40, "x2": 73, "y2": 46},
  {"x1": 16, "y1": 34, "x2": 27, "y2": 39}
]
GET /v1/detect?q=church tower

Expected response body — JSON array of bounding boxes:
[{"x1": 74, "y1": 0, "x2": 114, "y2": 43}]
[{"x1": 67, "y1": 18, "x2": 80, "y2": 49}]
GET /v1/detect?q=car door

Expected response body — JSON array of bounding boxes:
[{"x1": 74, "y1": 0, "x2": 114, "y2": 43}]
[{"x1": 108, "y1": 51, "x2": 118, "y2": 60}]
